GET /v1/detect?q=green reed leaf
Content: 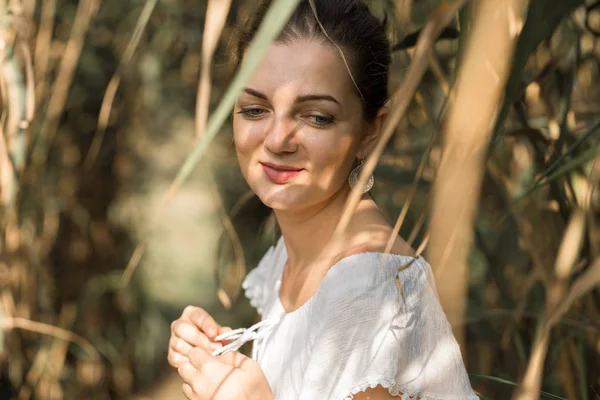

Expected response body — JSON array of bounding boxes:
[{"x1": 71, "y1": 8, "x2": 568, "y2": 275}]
[
  {"x1": 490, "y1": 0, "x2": 584, "y2": 148},
  {"x1": 514, "y1": 140, "x2": 600, "y2": 204},
  {"x1": 169, "y1": 0, "x2": 301, "y2": 192}
]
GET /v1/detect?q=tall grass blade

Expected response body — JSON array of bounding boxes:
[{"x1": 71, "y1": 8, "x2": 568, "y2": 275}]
[
  {"x1": 84, "y1": 0, "x2": 159, "y2": 169},
  {"x1": 427, "y1": 0, "x2": 527, "y2": 350},
  {"x1": 490, "y1": 0, "x2": 584, "y2": 147},
  {"x1": 332, "y1": 0, "x2": 467, "y2": 240},
  {"x1": 167, "y1": 0, "x2": 301, "y2": 195},
  {"x1": 195, "y1": 0, "x2": 232, "y2": 141},
  {"x1": 470, "y1": 374, "x2": 567, "y2": 400},
  {"x1": 120, "y1": 0, "x2": 301, "y2": 287},
  {"x1": 31, "y1": 0, "x2": 100, "y2": 167},
  {"x1": 515, "y1": 140, "x2": 600, "y2": 203}
]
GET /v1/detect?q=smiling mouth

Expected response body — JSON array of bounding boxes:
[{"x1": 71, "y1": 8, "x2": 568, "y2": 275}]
[{"x1": 260, "y1": 162, "x2": 303, "y2": 184}]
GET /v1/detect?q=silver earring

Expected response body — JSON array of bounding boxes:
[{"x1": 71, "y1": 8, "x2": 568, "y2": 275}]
[{"x1": 348, "y1": 159, "x2": 374, "y2": 193}]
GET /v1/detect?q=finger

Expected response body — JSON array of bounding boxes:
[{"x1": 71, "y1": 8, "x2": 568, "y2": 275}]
[
  {"x1": 218, "y1": 326, "x2": 232, "y2": 336},
  {"x1": 189, "y1": 346, "x2": 221, "y2": 372},
  {"x1": 182, "y1": 383, "x2": 194, "y2": 400},
  {"x1": 170, "y1": 336, "x2": 193, "y2": 355},
  {"x1": 168, "y1": 350, "x2": 189, "y2": 368},
  {"x1": 172, "y1": 321, "x2": 214, "y2": 350},
  {"x1": 214, "y1": 326, "x2": 233, "y2": 350},
  {"x1": 182, "y1": 375, "x2": 210, "y2": 400},
  {"x1": 186, "y1": 307, "x2": 221, "y2": 339},
  {"x1": 178, "y1": 362, "x2": 198, "y2": 384},
  {"x1": 170, "y1": 336, "x2": 194, "y2": 354}
]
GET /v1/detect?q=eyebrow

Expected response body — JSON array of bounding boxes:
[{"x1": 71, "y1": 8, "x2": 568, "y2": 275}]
[
  {"x1": 243, "y1": 87, "x2": 341, "y2": 106},
  {"x1": 243, "y1": 88, "x2": 268, "y2": 100}
]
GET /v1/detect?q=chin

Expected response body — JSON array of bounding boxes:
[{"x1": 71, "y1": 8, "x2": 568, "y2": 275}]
[
  {"x1": 254, "y1": 189, "x2": 306, "y2": 211},
  {"x1": 245, "y1": 171, "x2": 340, "y2": 212}
]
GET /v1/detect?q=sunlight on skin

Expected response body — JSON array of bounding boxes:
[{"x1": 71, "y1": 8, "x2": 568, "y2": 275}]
[
  {"x1": 232, "y1": 39, "x2": 412, "y2": 261},
  {"x1": 233, "y1": 39, "x2": 369, "y2": 213},
  {"x1": 225, "y1": 40, "x2": 415, "y2": 399},
  {"x1": 232, "y1": 39, "x2": 414, "y2": 313},
  {"x1": 173, "y1": 39, "x2": 418, "y2": 400},
  {"x1": 354, "y1": 385, "x2": 406, "y2": 400}
]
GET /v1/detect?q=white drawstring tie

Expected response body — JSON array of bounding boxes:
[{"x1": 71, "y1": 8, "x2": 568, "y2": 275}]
[{"x1": 211, "y1": 317, "x2": 278, "y2": 356}]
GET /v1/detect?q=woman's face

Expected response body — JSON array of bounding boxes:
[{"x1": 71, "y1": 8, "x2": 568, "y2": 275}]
[{"x1": 233, "y1": 40, "x2": 371, "y2": 212}]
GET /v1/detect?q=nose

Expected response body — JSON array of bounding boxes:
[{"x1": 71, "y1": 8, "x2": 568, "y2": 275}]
[{"x1": 263, "y1": 116, "x2": 299, "y2": 155}]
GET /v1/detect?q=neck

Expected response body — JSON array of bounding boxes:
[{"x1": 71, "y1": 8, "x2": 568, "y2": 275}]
[{"x1": 274, "y1": 186, "x2": 356, "y2": 273}]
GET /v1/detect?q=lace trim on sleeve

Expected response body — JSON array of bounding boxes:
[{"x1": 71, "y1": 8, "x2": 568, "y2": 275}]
[
  {"x1": 242, "y1": 277, "x2": 266, "y2": 315},
  {"x1": 241, "y1": 249, "x2": 272, "y2": 315},
  {"x1": 342, "y1": 377, "x2": 480, "y2": 400},
  {"x1": 241, "y1": 239, "x2": 282, "y2": 315}
]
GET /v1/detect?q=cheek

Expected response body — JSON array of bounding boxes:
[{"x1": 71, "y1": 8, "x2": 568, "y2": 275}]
[
  {"x1": 305, "y1": 132, "x2": 356, "y2": 175},
  {"x1": 233, "y1": 118, "x2": 264, "y2": 163}
]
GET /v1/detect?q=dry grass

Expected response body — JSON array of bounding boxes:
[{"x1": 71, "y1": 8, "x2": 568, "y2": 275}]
[{"x1": 0, "y1": 0, "x2": 599, "y2": 399}]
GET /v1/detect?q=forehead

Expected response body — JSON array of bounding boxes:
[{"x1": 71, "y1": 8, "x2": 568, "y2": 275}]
[{"x1": 245, "y1": 40, "x2": 356, "y2": 100}]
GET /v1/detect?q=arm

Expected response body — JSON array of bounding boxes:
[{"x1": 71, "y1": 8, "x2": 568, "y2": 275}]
[{"x1": 353, "y1": 386, "x2": 405, "y2": 400}]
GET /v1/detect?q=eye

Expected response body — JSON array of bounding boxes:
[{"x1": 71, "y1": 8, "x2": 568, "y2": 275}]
[
  {"x1": 237, "y1": 107, "x2": 267, "y2": 119},
  {"x1": 305, "y1": 114, "x2": 335, "y2": 127}
]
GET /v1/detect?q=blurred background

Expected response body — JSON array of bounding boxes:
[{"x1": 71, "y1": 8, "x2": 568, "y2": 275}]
[{"x1": 0, "y1": 0, "x2": 599, "y2": 399}]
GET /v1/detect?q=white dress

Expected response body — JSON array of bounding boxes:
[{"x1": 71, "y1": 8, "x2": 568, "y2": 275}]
[{"x1": 234, "y1": 237, "x2": 479, "y2": 400}]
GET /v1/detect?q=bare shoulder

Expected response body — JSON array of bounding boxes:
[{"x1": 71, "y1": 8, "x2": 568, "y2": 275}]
[{"x1": 343, "y1": 199, "x2": 416, "y2": 259}]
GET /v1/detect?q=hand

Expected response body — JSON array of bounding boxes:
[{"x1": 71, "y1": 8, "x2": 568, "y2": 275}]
[
  {"x1": 168, "y1": 306, "x2": 232, "y2": 368},
  {"x1": 178, "y1": 347, "x2": 273, "y2": 400}
]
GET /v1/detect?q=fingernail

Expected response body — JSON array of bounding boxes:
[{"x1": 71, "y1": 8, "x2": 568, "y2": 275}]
[{"x1": 210, "y1": 343, "x2": 222, "y2": 352}]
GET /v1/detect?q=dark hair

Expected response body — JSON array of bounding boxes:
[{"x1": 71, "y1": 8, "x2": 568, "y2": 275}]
[{"x1": 234, "y1": 0, "x2": 391, "y2": 120}]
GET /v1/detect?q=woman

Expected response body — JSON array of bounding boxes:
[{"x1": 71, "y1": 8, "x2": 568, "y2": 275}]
[{"x1": 168, "y1": 1, "x2": 478, "y2": 399}]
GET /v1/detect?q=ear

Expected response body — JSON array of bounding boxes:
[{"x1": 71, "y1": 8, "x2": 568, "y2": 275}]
[{"x1": 356, "y1": 105, "x2": 388, "y2": 159}]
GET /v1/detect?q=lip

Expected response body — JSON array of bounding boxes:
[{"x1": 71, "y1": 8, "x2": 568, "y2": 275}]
[{"x1": 260, "y1": 162, "x2": 303, "y2": 184}]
